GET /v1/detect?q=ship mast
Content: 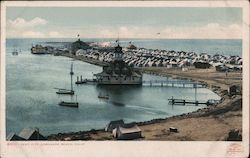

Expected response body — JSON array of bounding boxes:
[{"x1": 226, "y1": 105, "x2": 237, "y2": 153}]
[{"x1": 70, "y1": 63, "x2": 74, "y2": 92}]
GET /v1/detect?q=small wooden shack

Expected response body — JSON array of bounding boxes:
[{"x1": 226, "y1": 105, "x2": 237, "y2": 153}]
[
  {"x1": 105, "y1": 120, "x2": 124, "y2": 132},
  {"x1": 6, "y1": 132, "x2": 25, "y2": 141},
  {"x1": 113, "y1": 122, "x2": 142, "y2": 140},
  {"x1": 18, "y1": 128, "x2": 47, "y2": 140}
]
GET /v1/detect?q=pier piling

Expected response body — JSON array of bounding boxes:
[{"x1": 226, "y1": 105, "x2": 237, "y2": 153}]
[{"x1": 168, "y1": 97, "x2": 208, "y2": 106}]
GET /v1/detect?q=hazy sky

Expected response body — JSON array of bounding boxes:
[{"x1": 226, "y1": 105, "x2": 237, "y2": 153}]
[{"x1": 6, "y1": 7, "x2": 242, "y2": 39}]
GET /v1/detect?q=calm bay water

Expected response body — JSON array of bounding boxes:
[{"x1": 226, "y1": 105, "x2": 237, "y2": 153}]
[{"x1": 6, "y1": 38, "x2": 233, "y2": 136}]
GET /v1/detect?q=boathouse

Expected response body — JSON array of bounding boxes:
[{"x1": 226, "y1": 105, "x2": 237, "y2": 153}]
[
  {"x1": 94, "y1": 43, "x2": 142, "y2": 85},
  {"x1": 113, "y1": 122, "x2": 142, "y2": 140},
  {"x1": 105, "y1": 119, "x2": 124, "y2": 132},
  {"x1": 18, "y1": 128, "x2": 47, "y2": 140}
]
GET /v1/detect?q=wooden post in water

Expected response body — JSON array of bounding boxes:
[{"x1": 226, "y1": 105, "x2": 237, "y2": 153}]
[
  {"x1": 171, "y1": 96, "x2": 174, "y2": 104},
  {"x1": 81, "y1": 75, "x2": 82, "y2": 82},
  {"x1": 194, "y1": 83, "x2": 197, "y2": 103},
  {"x1": 70, "y1": 63, "x2": 74, "y2": 92}
]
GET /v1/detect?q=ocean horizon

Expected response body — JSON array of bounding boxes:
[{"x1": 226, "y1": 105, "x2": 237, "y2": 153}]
[{"x1": 6, "y1": 38, "x2": 242, "y2": 57}]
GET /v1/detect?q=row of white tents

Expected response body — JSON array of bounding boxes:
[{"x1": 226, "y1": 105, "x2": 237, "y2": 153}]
[{"x1": 74, "y1": 47, "x2": 242, "y2": 70}]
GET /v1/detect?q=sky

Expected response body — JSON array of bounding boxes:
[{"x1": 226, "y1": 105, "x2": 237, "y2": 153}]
[{"x1": 6, "y1": 7, "x2": 242, "y2": 39}]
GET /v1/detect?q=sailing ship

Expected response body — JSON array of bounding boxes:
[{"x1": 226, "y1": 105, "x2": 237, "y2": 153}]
[
  {"x1": 59, "y1": 95, "x2": 79, "y2": 108},
  {"x1": 56, "y1": 63, "x2": 74, "y2": 95}
]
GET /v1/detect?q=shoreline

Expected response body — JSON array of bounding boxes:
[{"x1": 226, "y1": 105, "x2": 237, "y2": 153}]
[{"x1": 47, "y1": 55, "x2": 242, "y2": 141}]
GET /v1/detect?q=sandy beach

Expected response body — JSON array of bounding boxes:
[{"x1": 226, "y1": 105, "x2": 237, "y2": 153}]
[{"x1": 47, "y1": 61, "x2": 242, "y2": 141}]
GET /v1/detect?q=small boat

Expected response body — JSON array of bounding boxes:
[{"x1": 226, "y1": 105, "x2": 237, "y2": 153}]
[
  {"x1": 12, "y1": 48, "x2": 18, "y2": 56},
  {"x1": 56, "y1": 88, "x2": 74, "y2": 95},
  {"x1": 59, "y1": 95, "x2": 79, "y2": 108},
  {"x1": 98, "y1": 94, "x2": 109, "y2": 100},
  {"x1": 75, "y1": 80, "x2": 87, "y2": 84},
  {"x1": 59, "y1": 101, "x2": 78, "y2": 108},
  {"x1": 75, "y1": 75, "x2": 87, "y2": 84},
  {"x1": 56, "y1": 63, "x2": 75, "y2": 95}
]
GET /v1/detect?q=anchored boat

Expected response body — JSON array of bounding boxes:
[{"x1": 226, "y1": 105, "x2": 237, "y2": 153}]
[
  {"x1": 59, "y1": 95, "x2": 79, "y2": 108},
  {"x1": 56, "y1": 63, "x2": 75, "y2": 95},
  {"x1": 55, "y1": 88, "x2": 74, "y2": 95},
  {"x1": 59, "y1": 101, "x2": 79, "y2": 108},
  {"x1": 98, "y1": 94, "x2": 109, "y2": 100}
]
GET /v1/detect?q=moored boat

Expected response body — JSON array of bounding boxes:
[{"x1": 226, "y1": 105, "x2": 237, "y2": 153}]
[
  {"x1": 56, "y1": 63, "x2": 75, "y2": 95},
  {"x1": 98, "y1": 94, "x2": 109, "y2": 100},
  {"x1": 56, "y1": 88, "x2": 74, "y2": 95},
  {"x1": 59, "y1": 101, "x2": 79, "y2": 108}
]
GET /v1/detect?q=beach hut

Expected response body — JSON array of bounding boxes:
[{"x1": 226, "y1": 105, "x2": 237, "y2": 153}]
[
  {"x1": 193, "y1": 61, "x2": 211, "y2": 69},
  {"x1": 105, "y1": 120, "x2": 124, "y2": 132},
  {"x1": 75, "y1": 49, "x2": 87, "y2": 56},
  {"x1": 6, "y1": 132, "x2": 25, "y2": 141},
  {"x1": 114, "y1": 122, "x2": 142, "y2": 140},
  {"x1": 18, "y1": 128, "x2": 47, "y2": 140}
]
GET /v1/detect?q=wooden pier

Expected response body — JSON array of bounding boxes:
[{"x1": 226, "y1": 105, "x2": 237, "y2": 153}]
[
  {"x1": 168, "y1": 97, "x2": 209, "y2": 106},
  {"x1": 143, "y1": 80, "x2": 206, "y2": 88},
  {"x1": 75, "y1": 78, "x2": 206, "y2": 88}
]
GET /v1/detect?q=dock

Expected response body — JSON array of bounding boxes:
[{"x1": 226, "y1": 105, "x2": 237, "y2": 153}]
[
  {"x1": 143, "y1": 80, "x2": 206, "y2": 88},
  {"x1": 168, "y1": 97, "x2": 210, "y2": 106},
  {"x1": 74, "y1": 78, "x2": 206, "y2": 88},
  {"x1": 168, "y1": 98, "x2": 207, "y2": 106}
]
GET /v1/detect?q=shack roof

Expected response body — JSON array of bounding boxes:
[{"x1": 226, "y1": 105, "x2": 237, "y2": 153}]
[
  {"x1": 109, "y1": 119, "x2": 124, "y2": 125},
  {"x1": 118, "y1": 124, "x2": 141, "y2": 134},
  {"x1": 18, "y1": 128, "x2": 46, "y2": 140},
  {"x1": 7, "y1": 132, "x2": 25, "y2": 141},
  {"x1": 19, "y1": 128, "x2": 37, "y2": 140}
]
